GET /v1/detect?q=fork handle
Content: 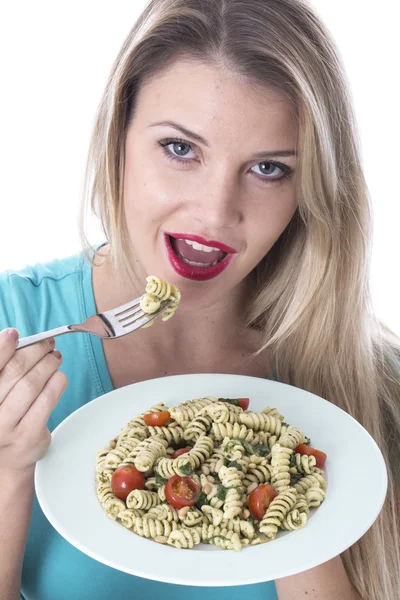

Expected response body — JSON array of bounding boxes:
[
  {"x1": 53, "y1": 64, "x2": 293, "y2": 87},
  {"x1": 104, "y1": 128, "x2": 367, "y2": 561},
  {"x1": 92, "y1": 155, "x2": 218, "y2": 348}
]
[{"x1": 16, "y1": 326, "x2": 73, "y2": 350}]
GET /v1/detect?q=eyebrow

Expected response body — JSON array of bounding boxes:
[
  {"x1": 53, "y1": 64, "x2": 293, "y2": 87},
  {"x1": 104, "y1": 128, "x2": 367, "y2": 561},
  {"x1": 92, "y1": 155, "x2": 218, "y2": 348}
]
[{"x1": 149, "y1": 120, "x2": 297, "y2": 159}]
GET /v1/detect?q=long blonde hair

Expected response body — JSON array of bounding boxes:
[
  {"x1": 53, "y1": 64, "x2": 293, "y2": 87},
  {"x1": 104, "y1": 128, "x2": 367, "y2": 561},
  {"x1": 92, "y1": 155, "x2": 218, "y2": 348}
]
[{"x1": 80, "y1": 1, "x2": 400, "y2": 597}]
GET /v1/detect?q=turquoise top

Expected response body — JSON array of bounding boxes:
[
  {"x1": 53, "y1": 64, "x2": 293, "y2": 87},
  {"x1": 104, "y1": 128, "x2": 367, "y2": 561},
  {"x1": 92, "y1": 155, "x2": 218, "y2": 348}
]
[{"x1": 0, "y1": 250, "x2": 278, "y2": 600}]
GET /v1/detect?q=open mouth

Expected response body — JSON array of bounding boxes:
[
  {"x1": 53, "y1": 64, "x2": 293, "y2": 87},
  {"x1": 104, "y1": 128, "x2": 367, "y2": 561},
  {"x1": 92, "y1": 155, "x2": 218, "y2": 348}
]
[
  {"x1": 169, "y1": 236, "x2": 227, "y2": 267},
  {"x1": 164, "y1": 233, "x2": 236, "y2": 281}
]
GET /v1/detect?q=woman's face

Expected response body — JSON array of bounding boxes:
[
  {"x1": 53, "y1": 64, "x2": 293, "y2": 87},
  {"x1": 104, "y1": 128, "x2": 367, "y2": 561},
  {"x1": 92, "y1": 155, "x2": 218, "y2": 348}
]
[{"x1": 124, "y1": 59, "x2": 298, "y2": 308}]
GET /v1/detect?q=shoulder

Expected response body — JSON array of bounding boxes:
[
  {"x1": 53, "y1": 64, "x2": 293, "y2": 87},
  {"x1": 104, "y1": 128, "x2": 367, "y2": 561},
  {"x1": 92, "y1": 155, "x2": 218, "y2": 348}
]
[{"x1": 0, "y1": 251, "x2": 90, "y2": 334}]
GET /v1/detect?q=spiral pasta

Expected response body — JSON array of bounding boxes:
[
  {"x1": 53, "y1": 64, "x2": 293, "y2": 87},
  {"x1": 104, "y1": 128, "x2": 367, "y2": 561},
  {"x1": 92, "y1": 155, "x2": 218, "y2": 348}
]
[
  {"x1": 270, "y1": 443, "x2": 293, "y2": 494},
  {"x1": 134, "y1": 437, "x2": 168, "y2": 472},
  {"x1": 148, "y1": 424, "x2": 184, "y2": 445},
  {"x1": 212, "y1": 422, "x2": 257, "y2": 443},
  {"x1": 243, "y1": 461, "x2": 272, "y2": 494},
  {"x1": 167, "y1": 527, "x2": 201, "y2": 549},
  {"x1": 169, "y1": 396, "x2": 216, "y2": 425},
  {"x1": 117, "y1": 508, "x2": 145, "y2": 529},
  {"x1": 140, "y1": 276, "x2": 181, "y2": 326},
  {"x1": 305, "y1": 486, "x2": 327, "y2": 508},
  {"x1": 183, "y1": 414, "x2": 213, "y2": 442},
  {"x1": 145, "y1": 504, "x2": 180, "y2": 523},
  {"x1": 97, "y1": 482, "x2": 126, "y2": 520},
  {"x1": 155, "y1": 454, "x2": 194, "y2": 478},
  {"x1": 126, "y1": 490, "x2": 160, "y2": 510},
  {"x1": 279, "y1": 426, "x2": 306, "y2": 449},
  {"x1": 292, "y1": 452, "x2": 317, "y2": 475},
  {"x1": 259, "y1": 488, "x2": 298, "y2": 540},
  {"x1": 293, "y1": 472, "x2": 327, "y2": 495},
  {"x1": 134, "y1": 516, "x2": 179, "y2": 539},
  {"x1": 185, "y1": 435, "x2": 214, "y2": 469},
  {"x1": 239, "y1": 411, "x2": 286, "y2": 436},
  {"x1": 96, "y1": 394, "x2": 327, "y2": 551}
]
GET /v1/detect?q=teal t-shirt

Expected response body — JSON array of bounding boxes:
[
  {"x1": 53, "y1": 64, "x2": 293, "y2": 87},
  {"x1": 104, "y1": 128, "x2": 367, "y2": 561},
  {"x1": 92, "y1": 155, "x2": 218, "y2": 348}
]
[{"x1": 0, "y1": 250, "x2": 278, "y2": 600}]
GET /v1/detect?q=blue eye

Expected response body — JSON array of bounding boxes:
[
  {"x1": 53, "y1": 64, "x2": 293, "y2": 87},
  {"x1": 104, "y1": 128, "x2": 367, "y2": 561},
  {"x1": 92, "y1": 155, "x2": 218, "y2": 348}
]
[
  {"x1": 159, "y1": 138, "x2": 196, "y2": 160},
  {"x1": 251, "y1": 161, "x2": 290, "y2": 180}
]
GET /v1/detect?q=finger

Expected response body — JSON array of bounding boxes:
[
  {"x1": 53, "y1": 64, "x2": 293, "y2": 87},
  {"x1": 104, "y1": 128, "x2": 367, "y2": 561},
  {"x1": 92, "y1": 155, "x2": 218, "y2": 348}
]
[
  {"x1": 0, "y1": 328, "x2": 20, "y2": 371},
  {"x1": 0, "y1": 337, "x2": 56, "y2": 404},
  {"x1": 0, "y1": 351, "x2": 63, "y2": 431},
  {"x1": 18, "y1": 369, "x2": 68, "y2": 434}
]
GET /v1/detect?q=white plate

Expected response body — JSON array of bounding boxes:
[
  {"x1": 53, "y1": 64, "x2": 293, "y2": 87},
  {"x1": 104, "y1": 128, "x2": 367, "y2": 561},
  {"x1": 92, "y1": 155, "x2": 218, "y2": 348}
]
[{"x1": 35, "y1": 374, "x2": 387, "y2": 586}]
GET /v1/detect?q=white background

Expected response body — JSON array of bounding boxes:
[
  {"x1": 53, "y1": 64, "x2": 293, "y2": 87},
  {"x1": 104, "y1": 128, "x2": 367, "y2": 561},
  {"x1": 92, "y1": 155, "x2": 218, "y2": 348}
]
[{"x1": 0, "y1": 1, "x2": 398, "y2": 334}]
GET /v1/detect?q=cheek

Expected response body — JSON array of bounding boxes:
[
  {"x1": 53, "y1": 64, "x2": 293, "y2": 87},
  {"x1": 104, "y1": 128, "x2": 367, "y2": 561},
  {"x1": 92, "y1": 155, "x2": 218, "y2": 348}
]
[
  {"x1": 247, "y1": 191, "x2": 297, "y2": 255},
  {"x1": 124, "y1": 148, "x2": 183, "y2": 220}
]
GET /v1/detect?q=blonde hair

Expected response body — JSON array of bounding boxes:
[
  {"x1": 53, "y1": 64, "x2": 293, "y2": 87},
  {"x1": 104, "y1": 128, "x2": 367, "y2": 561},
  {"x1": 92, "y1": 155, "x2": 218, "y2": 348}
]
[{"x1": 80, "y1": 1, "x2": 400, "y2": 597}]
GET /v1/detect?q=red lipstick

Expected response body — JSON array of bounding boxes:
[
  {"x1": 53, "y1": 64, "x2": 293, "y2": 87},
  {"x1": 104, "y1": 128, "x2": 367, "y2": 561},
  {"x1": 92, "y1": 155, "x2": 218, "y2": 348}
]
[
  {"x1": 167, "y1": 233, "x2": 237, "y2": 255},
  {"x1": 164, "y1": 233, "x2": 237, "y2": 281}
]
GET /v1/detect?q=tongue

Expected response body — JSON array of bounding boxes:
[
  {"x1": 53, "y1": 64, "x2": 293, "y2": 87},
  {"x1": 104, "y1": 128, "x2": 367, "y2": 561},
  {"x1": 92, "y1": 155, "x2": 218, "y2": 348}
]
[{"x1": 172, "y1": 238, "x2": 225, "y2": 264}]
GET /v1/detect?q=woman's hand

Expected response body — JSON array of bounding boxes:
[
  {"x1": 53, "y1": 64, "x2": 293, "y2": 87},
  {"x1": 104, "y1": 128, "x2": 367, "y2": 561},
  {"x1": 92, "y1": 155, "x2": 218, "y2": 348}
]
[{"x1": 0, "y1": 328, "x2": 68, "y2": 472}]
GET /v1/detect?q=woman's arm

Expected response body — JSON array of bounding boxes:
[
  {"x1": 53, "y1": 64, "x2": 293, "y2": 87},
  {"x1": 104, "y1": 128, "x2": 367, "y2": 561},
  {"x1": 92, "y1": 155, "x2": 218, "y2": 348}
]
[
  {"x1": 276, "y1": 555, "x2": 363, "y2": 600},
  {"x1": 0, "y1": 467, "x2": 35, "y2": 600}
]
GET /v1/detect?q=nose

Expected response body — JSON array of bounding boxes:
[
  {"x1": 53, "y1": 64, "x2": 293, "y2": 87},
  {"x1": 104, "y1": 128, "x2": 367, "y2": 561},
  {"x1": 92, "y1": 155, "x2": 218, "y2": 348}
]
[{"x1": 188, "y1": 167, "x2": 242, "y2": 230}]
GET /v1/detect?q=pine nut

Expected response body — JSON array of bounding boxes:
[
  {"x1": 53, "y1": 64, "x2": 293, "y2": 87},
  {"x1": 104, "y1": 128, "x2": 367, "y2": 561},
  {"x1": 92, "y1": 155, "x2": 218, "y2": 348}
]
[
  {"x1": 154, "y1": 536, "x2": 168, "y2": 544},
  {"x1": 202, "y1": 483, "x2": 212, "y2": 495}
]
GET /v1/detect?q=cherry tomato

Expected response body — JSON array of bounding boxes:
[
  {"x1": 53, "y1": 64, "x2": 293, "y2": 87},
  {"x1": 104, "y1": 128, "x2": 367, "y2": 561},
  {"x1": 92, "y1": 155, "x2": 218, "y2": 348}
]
[
  {"x1": 165, "y1": 475, "x2": 200, "y2": 509},
  {"x1": 171, "y1": 447, "x2": 191, "y2": 459},
  {"x1": 248, "y1": 484, "x2": 278, "y2": 520},
  {"x1": 295, "y1": 444, "x2": 327, "y2": 468},
  {"x1": 237, "y1": 398, "x2": 250, "y2": 410},
  {"x1": 111, "y1": 465, "x2": 145, "y2": 501},
  {"x1": 143, "y1": 411, "x2": 171, "y2": 427}
]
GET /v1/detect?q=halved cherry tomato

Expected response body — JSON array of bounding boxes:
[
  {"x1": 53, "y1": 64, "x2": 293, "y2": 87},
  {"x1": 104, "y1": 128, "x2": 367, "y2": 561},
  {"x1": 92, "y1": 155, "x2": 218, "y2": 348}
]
[
  {"x1": 295, "y1": 444, "x2": 327, "y2": 468},
  {"x1": 111, "y1": 465, "x2": 145, "y2": 501},
  {"x1": 237, "y1": 398, "x2": 250, "y2": 410},
  {"x1": 171, "y1": 447, "x2": 191, "y2": 459},
  {"x1": 165, "y1": 474, "x2": 200, "y2": 509},
  {"x1": 248, "y1": 484, "x2": 278, "y2": 520},
  {"x1": 143, "y1": 411, "x2": 171, "y2": 427}
]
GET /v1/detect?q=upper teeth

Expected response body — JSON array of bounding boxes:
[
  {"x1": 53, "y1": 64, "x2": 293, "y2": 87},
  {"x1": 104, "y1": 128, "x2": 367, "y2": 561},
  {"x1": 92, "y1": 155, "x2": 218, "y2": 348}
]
[{"x1": 183, "y1": 239, "x2": 220, "y2": 253}]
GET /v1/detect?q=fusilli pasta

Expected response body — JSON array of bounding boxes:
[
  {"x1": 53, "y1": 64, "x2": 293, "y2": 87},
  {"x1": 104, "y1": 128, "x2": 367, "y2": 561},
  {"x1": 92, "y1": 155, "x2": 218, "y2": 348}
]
[{"x1": 96, "y1": 394, "x2": 327, "y2": 551}]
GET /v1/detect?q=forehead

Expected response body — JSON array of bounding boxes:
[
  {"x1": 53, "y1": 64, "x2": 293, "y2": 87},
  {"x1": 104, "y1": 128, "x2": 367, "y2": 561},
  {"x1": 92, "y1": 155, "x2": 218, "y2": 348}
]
[{"x1": 134, "y1": 59, "x2": 297, "y2": 147}]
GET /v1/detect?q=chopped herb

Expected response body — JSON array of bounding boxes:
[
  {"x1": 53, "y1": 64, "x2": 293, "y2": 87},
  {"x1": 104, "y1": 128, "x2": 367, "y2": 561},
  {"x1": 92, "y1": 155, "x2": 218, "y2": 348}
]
[
  {"x1": 290, "y1": 473, "x2": 303, "y2": 486},
  {"x1": 289, "y1": 453, "x2": 297, "y2": 468},
  {"x1": 231, "y1": 438, "x2": 254, "y2": 455},
  {"x1": 235, "y1": 487, "x2": 244, "y2": 499},
  {"x1": 195, "y1": 491, "x2": 208, "y2": 509},
  {"x1": 228, "y1": 460, "x2": 243, "y2": 471},
  {"x1": 304, "y1": 436, "x2": 311, "y2": 445},
  {"x1": 165, "y1": 418, "x2": 175, "y2": 426},
  {"x1": 282, "y1": 422, "x2": 289, "y2": 427},
  {"x1": 155, "y1": 472, "x2": 168, "y2": 485},
  {"x1": 178, "y1": 463, "x2": 193, "y2": 476},
  {"x1": 241, "y1": 440, "x2": 255, "y2": 455},
  {"x1": 213, "y1": 473, "x2": 222, "y2": 484},
  {"x1": 217, "y1": 397, "x2": 241, "y2": 407},
  {"x1": 253, "y1": 444, "x2": 269, "y2": 457},
  {"x1": 216, "y1": 486, "x2": 227, "y2": 502},
  {"x1": 175, "y1": 439, "x2": 194, "y2": 449}
]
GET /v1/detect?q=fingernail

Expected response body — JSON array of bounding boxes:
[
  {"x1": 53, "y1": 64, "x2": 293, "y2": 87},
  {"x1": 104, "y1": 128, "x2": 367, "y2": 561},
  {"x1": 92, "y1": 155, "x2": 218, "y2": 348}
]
[
  {"x1": 48, "y1": 337, "x2": 56, "y2": 346},
  {"x1": 51, "y1": 350, "x2": 62, "y2": 359},
  {"x1": 7, "y1": 328, "x2": 19, "y2": 342}
]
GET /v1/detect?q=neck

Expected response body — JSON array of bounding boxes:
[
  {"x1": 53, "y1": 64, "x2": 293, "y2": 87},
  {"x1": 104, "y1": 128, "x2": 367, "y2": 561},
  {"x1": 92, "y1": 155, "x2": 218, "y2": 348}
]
[
  {"x1": 93, "y1": 245, "x2": 255, "y2": 348},
  {"x1": 91, "y1": 246, "x2": 268, "y2": 385}
]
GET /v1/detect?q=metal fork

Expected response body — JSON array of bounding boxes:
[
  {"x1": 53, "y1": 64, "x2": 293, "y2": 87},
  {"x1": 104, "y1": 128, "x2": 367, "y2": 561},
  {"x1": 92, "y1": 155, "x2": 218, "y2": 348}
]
[{"x1": 16, "y1": 296, "x2": 173, "y2": 350}]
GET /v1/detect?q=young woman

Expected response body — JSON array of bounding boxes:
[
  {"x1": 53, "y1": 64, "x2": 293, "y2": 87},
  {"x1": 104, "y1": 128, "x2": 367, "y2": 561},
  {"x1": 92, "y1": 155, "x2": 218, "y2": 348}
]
[{"x1": 0, "y1": 1, "x2": 398, "y2": 599}]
